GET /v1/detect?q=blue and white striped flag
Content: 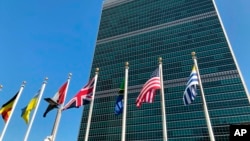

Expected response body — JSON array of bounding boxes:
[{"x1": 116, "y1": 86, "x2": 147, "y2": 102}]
[{"x1": 183, "y1": 66, "x2": 199, "y2": 105}]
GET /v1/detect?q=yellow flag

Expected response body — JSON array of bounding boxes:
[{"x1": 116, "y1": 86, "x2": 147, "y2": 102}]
[{"x1": 21, "y1": 92, "x2": 39, "y2": 124}]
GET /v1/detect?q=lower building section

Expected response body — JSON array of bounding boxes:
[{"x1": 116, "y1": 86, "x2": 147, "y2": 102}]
[{"x1": 78, "y1": 74, "x2": 250, "y2": 140}]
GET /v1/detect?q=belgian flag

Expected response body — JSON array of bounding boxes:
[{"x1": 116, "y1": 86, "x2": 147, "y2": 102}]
[{"x1": 0, "y1": 92, "x2": 18, "y2": 122}]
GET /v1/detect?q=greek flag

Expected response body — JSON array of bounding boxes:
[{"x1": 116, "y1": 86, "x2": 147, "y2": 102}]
[{"x1": 183, "y1": 66, "x2": 199, "y2": 105}]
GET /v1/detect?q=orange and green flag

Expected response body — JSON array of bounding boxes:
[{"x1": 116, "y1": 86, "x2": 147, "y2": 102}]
[{"x1": 0, "y1": 92, "x2": 18, "y2": 122}]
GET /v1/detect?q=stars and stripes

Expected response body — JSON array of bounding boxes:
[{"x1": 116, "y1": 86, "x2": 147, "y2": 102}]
[
  {"x1": 63, "y1": 77, "x2": 95, "y2": 110},
  {"x1": 183, "y1": 66, "x2": 199, "y2": 105},
  {"x1": 136, "y1": 68, "x2": 161, "y2": 108}
]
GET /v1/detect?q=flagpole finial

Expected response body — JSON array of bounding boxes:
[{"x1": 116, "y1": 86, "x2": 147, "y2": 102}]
[
  {"x1": 22, "y1": 81, "x2": 27, "y2": 87},
  {"x1": 125, "y1": 62, "x2": 129, "y2": 67},
  {"x1": 44, "y1": 77, "x2": 48, "y2": 83},
  {"x1": 68, "y1": 73, "x2": 72, "y2": 79},
  {"x1": 191, "y1": 52, "x2": 196, "y2": 56},
  {"x1": 191, "y1": 52, "x2": 196, "y2": 59},
  {"x1": 158, "y1": 57, "x2": 162, "y2": 64},
  {"x1": 0, "y1": 85, "x2": 3, "y2": 89},
  {"x1": 95, "y1": 68, "x2": 99, "y2": 73}
]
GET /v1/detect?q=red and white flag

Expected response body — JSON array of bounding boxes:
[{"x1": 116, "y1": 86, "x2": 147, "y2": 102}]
[
  {"x1": 136, "y1": 68, "x2": 161, "y2": 108},
  {"x1": 43, "y1": 82, "x2": 68, "y2": 117},
  {"x1": 63, "y1": 77, "x2": 95, "y2": 110}
]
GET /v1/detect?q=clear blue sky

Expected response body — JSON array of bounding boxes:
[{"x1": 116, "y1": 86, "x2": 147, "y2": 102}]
[{"x1": 0, "y1": 0, "x2": 249, "y2": 141}]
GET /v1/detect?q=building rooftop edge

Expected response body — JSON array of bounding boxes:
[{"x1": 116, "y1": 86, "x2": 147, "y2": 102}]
[
  {"x1": 103, "y1": 0, "x2": 133, "y2": 9},
  {"x1": 104, "y1": 0, "x2": 120, "y2": 4}
]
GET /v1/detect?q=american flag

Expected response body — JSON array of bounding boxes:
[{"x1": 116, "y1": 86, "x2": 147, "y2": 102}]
[
  {"x1": 63, "y1": 77, "x2": 95, "y2": 110},
  {"x1": 136, "y1": 68, "x2": 161, "y2": 108}
]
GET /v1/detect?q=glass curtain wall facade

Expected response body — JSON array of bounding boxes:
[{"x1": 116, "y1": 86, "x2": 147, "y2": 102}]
[{"x1": 78, "y1": 0, "x2": 250, "y2": 140}]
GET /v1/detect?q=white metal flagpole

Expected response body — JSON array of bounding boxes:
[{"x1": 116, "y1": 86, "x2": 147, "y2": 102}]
[
  {"x1": 51, "y1": 73, "x2": 72, "y2": 141},
  {"x1": 0, "y1": 85, "x2": 3, "y2": 91},
  {"x1": 84, "y1": 68, "x2": 99, "y2": 141},
  {"x1": 0, "y1": 81, "x2": 26, "y2": 141},
  {"x1": 121, "y1": 62, "x2": 129, "y2": 141},
  {"x1": 158, "y1": 57, "x2": 168, "y2": 141},
  {"x1": 192, "y1": 52, "x2": 215, "y2": 141},
  {"x1": 24, "y1": 77, "x2": 48, "y2": 141}
]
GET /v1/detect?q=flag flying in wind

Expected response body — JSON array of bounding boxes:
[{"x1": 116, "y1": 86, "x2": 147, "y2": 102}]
[
  {"x1": 21, "y1": 90, "x2": 40, "y2": 124},
  {"x1": 114, "y1": 80, "x2": 125, "y2": 115},
  {"x1": 183, "y1": 66, "x2": 199, "y2": 105},
  {"x1": 63, "y1": 77, "x2": 95, "y2": 110},
  {"x1": 136, "y1": 68, "x2": 161, "y2": 108},
  {"x1": 0, "y1": 92, "x2": 18, "y2": 122},
  {"x1": 43, "y1": 82, "x2": 68, "y2": 117}
]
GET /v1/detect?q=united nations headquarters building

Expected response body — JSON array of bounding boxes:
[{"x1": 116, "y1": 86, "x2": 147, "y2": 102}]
[{"x1": 78, "y1": 0, "x2": 250, "y2": 140}]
